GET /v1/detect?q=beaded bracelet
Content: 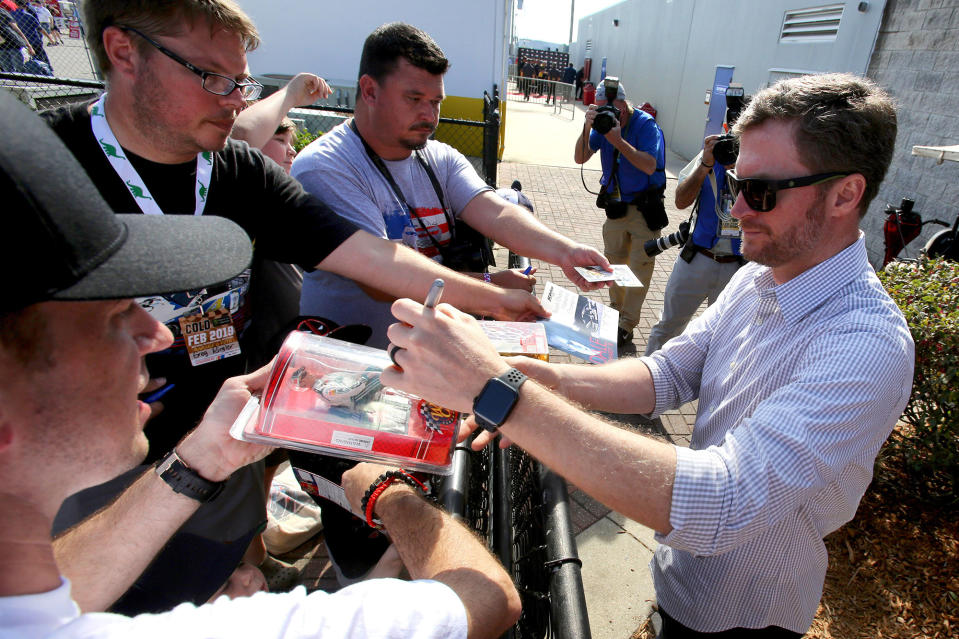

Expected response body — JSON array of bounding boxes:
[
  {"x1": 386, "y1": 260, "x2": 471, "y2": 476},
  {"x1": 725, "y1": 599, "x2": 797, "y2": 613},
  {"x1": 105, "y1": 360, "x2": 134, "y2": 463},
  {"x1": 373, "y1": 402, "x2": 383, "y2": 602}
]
[
  {"x1": 360, "y1": 469, "x2": 428, "y2": 530},
  {"x1": 483, "y1": 273, "x2": 491, "y2": 283}
]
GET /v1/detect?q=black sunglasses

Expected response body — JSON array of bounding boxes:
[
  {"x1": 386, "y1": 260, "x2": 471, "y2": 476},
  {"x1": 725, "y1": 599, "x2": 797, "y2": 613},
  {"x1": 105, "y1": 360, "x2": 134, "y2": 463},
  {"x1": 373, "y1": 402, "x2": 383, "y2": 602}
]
[
  {"x1": 119, "y1": 26, "x2": 263, "y2": 100},
  {"x1": 726, "y1": 170, "x2": 851, "y2": 212}
]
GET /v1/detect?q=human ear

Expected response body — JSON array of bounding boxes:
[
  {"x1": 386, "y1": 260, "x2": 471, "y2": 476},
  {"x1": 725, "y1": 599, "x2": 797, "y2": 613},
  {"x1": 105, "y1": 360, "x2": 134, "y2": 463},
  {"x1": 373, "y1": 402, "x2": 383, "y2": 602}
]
[
  {"x1": 101, "y1": 26, "x2": 140, "y2": 78},
  {"x1": 358, "y1": 75, "x2": 378, "y2": 105},
  {"x1": 829, "y1": 173, "x2": 867, "y2": 219}
]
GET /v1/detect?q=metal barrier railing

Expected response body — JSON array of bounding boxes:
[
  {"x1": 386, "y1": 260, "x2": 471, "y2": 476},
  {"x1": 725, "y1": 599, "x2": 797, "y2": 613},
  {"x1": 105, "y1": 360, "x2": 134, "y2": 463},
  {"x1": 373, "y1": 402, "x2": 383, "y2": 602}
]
[
  {"x1": 440, "y1": 438, "x2": 591, "y2": 639},
  {"x1": 506, "y1": 75, "x2": 576, "y2": 120}
]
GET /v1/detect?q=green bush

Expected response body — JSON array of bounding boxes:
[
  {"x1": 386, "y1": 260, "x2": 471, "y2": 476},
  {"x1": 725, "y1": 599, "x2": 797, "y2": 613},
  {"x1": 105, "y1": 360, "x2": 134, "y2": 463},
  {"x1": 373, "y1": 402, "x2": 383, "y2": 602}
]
[
  {"x1": 877, "y1": 257, "x2": 959, "y2": 504},
  {"x1": 293, "y1": 128, "x2": 322, "y2": 153}
]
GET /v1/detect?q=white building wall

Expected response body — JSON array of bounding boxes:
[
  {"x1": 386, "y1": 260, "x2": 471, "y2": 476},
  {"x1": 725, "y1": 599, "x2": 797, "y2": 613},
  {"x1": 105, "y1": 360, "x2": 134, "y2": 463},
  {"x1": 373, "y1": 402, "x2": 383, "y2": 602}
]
[
  {"x1": 571, "y1": 0, "x2": 886, "y2": 159},
  {"x1": 237, "y1": 0, "x2": 511, "y2": 103}
]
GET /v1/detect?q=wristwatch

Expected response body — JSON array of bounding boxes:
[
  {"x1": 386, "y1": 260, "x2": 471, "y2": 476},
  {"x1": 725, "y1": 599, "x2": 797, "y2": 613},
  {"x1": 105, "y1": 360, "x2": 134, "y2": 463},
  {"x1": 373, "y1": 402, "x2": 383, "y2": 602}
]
[
  {"x1": 154, "y1": 450, "x2": 225, "y2": 503},
  {"x1": 472, "y1": 368, "x2": 527, "y2": 433}
]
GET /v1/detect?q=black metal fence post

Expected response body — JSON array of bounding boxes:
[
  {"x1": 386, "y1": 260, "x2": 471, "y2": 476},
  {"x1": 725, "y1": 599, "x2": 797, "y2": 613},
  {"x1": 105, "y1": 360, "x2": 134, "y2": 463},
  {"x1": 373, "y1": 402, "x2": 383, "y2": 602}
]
[{"x1": 482, "y1": 86, "x2": 500, "y2": 187}]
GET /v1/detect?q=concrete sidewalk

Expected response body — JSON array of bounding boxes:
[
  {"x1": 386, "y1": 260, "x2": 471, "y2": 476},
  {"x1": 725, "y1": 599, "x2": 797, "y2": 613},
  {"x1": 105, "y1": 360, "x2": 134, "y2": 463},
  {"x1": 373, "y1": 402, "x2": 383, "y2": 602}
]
[{"x1": 496, "y1": 97, "x2": 701, "y2": 639}]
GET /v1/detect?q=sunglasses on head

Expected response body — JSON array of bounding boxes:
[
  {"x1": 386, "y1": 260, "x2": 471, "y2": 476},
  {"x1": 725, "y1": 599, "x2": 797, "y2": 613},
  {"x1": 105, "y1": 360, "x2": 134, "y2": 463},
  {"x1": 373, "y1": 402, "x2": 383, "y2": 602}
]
[{"x1": 726, "y1": 170, "x2": 851, "y2": 212}]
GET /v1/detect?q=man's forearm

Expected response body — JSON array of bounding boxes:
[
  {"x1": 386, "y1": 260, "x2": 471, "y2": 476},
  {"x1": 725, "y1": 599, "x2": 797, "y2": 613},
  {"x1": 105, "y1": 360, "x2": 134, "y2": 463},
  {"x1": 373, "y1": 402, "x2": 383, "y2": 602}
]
[
  {"x1": 675, "y1": 162, "x2": 711, "y2": 209},
  {"x1": 520, "y1": 357, "x2": 656, "y2": 414},
  {"x1": 231, "y1": 88, "x2": 297, "y2": 149},
  {"x1": 462, "y1": 195, "x2": 577, "y2": 266},
  {"x1": 318, "y1": 231, "x2": 534, "y2": 318},
  {"x1": 499, "y1": 379, "x2": 675, "y2": 533},
  {"x1": 612, "y1": 137, "x2": 657, "y2": 175},
  {"x1": 573, "y1": 127, "x2": 593, "y2": 164},
  {"x1": 53, "y1": 469, "x2": 201, "y2": 612},
  {"x1": 376, "y1": 488, "x2": 521, "y2": 639}
]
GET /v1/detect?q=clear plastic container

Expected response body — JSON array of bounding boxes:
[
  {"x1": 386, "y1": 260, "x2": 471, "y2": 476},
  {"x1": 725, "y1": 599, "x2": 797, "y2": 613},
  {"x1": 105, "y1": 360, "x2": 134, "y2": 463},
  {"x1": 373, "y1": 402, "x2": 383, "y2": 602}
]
[{"x1": 230, "y1": 331, "x2": 458, "y2": 474}]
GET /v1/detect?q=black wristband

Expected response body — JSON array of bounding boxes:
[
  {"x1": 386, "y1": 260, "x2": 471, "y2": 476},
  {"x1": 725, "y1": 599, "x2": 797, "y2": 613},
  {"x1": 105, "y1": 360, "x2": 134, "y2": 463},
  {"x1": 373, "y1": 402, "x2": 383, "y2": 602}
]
[{"x1": 154, "y1": 450, "x2": 225, "y2": 503}]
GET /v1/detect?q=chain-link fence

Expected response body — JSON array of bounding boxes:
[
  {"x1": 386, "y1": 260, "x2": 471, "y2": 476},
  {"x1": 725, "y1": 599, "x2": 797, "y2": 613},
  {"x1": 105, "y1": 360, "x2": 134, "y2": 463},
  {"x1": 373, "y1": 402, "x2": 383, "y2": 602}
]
[
  {"x1": 0, "y1": 2, "x2": 100, "y2": 80},
  {"x1": 293, "y1": 103, "x2": 498, "y2": 185}
]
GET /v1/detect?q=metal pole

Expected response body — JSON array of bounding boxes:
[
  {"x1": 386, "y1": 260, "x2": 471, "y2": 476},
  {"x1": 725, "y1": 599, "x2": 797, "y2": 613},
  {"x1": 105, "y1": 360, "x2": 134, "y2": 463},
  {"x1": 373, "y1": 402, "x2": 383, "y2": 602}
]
[
  {"x1": 569, "y1": 0, "x2": 576, "y2": 45},
  {"x1": 540, "y1": 465, "x2": 591, "y2": 639}
]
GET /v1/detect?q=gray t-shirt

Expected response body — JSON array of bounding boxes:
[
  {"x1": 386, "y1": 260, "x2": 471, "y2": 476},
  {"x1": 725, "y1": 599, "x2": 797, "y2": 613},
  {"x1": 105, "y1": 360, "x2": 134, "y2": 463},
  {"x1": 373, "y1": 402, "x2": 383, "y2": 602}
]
[{"x1": 292, "y1": 121, "x2": 490, "y2": 347}]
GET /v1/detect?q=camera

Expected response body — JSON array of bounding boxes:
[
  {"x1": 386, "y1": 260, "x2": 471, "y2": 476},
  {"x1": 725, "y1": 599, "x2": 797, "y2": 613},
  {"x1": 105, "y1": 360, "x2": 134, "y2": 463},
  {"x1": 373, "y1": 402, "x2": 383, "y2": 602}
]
[
  {"x1": 591, "y1": 76, "x2": 622, "y2": 134},
  {"x1": 712, "y1": 134, "x2": 739, "y2": 166},
  {"x1": 644, "y1": 220, "x2": 690, "y2": 257}
]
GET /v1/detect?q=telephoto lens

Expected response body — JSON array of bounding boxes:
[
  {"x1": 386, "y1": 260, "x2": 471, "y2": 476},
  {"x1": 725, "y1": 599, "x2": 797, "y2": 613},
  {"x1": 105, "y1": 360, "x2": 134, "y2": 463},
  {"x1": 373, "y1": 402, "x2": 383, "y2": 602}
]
[{"x1": 644, "y1": 221, "x2": 690, "y2": 257}]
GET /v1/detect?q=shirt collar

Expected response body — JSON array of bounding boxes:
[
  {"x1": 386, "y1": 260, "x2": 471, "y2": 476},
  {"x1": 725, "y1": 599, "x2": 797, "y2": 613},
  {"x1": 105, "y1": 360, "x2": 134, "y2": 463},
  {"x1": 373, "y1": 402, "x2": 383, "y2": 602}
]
[{"x1": 751, "y1": 232, "x2": 868, "y2": 325}]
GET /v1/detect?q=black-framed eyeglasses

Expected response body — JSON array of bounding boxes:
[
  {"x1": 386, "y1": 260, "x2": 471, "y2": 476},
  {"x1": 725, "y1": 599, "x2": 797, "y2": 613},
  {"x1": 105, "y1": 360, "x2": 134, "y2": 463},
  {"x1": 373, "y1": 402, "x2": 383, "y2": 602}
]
[
  {"x1": 119, "y1": 26, "x2": 262, "y2": 100},
  {"x1": 726, "y1": 169, "x2": 851, "y2": 212}
]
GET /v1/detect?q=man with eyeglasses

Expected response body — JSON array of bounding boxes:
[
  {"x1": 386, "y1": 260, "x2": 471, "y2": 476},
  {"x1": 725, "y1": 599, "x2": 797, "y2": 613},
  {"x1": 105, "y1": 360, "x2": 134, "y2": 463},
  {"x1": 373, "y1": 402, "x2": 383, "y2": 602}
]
[
  {"x1": 39, "y1": 0, "x2": 544, "y2": 617},
  {"x1": 379, "y1": 73, "x2": 915, "y2": 637}
]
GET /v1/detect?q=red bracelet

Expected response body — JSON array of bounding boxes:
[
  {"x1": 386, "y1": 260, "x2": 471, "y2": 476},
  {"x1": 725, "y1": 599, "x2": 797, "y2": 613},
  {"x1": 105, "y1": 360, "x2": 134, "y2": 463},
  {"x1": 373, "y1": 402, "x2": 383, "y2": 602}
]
[{"x1": 362, "y1": 469, "x2": 428, "y2": 530}]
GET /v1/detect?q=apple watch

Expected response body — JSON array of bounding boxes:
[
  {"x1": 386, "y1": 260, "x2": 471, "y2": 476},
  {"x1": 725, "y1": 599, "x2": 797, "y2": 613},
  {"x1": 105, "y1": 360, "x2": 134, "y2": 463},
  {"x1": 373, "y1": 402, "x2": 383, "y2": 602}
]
[
  {"x1": 472, "y1": 367, "x2": 527, "y2": 433},
  {"x1": 154, "y1": 450, "x2": 225, "y2": 503}
]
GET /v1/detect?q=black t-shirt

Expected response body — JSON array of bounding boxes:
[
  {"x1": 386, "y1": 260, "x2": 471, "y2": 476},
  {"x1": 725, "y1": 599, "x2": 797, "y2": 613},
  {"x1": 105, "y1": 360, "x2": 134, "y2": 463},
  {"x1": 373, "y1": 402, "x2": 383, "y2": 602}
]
[{"x1": 43, "y1": 101, "x2": 359, "y2": 459}]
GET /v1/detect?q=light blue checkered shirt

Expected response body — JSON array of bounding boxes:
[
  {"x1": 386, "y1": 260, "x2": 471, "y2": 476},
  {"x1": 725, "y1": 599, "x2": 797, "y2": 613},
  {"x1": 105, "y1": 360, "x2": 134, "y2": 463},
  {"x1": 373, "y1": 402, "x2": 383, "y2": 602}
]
[{"x1": 642, "y1": 235, "x2": 914, "y2": 633}]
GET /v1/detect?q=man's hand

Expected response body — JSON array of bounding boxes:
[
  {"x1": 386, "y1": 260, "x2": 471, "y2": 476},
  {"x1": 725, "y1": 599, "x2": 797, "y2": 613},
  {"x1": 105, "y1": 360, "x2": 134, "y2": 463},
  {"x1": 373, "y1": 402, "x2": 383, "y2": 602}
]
[
  {"x1": 382, "y1": 300, "x2": 509, "y2": 413},
  {"x1": 602, "y1": 115, "x2": 623, "y2": 144},
  {"x1": 560, "y1": 244, "x2": 613, "y2": 291},
  {"x1": 488, "y1": 267, "x2": 536, "y2": 292},
  {"x1": 176, "y1": 363, "x2": 275, "y2": 482},
  {"x1": 490, "y1": 288, "x2": 548, "y2": 322},
  {"x1": 285, "y1": 72, "x2": 332, "y2": 107},
  {"x1": 702, "y1": 134, "x2": 720, "y2": 167},
  {"x1": 583, "y1": 104, "x2": 599, "y2": 131}
]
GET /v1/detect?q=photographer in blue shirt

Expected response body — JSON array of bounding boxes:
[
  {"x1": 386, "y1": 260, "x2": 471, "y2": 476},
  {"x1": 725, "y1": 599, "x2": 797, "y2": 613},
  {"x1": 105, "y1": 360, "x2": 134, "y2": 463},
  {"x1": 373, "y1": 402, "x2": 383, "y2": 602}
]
[{"x1": 574, "y1": 78, "x2": 667, "y2": 347}]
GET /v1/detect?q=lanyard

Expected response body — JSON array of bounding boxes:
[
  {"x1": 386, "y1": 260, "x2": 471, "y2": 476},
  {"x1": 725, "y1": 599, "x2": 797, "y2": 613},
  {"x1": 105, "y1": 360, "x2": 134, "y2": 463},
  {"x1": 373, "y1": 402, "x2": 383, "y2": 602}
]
[
  {"x1": 90, "y1": 94, "x2": 213, "y2": 216},
  {"x1": 349, "y1": 120, "x2": 456, "y2": 251}
]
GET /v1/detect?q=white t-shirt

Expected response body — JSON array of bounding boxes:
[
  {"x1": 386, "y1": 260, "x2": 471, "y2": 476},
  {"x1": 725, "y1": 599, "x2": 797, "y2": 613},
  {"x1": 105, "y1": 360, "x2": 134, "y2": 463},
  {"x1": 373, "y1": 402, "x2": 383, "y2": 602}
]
[
  {"x1": 292, "y1": 121, "x2": 490, "y2": 348},
  {"x1": 30, "y1": 4, "x2": 52, "y2": 25},
  {"x1": 0, "y1": 577, "x2": 467, "y2": 639}
]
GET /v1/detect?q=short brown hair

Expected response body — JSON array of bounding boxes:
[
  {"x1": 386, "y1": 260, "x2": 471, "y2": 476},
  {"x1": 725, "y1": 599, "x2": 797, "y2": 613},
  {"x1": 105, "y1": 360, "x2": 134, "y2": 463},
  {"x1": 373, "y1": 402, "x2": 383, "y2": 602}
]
[
  {"x1": 358, "y1": 22, "x2": 448, "y2": 83},
  {"x1": 275, "y1": 117, "x2": 297, "y2": 136},
  {"x1": 732, "y1": 73, "x2": 897, "y2": 216},
  {"x1": 83, "y1": 0, "x2": 260, "y2": 75}
]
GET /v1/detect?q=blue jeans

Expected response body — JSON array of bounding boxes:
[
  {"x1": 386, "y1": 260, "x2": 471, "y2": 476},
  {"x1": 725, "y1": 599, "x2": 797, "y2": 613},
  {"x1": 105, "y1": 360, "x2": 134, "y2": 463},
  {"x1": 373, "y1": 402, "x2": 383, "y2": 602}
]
[{"x1": 0, "y1": 47, "x2": 25, "y2": 73}]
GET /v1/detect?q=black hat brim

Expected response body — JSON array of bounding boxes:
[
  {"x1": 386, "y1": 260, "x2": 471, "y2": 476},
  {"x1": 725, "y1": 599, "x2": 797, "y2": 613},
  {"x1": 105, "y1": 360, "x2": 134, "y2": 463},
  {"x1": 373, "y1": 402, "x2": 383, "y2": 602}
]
[{"x1": 51, "y1": 214, "x2": 252, "y2": 302}]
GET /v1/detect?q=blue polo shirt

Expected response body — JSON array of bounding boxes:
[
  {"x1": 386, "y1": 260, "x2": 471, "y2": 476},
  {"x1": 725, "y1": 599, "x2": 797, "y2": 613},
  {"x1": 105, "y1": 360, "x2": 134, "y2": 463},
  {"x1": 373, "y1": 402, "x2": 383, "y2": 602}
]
[{"x1": 589, "y1": 108, "x2": 666, "y2": 199}]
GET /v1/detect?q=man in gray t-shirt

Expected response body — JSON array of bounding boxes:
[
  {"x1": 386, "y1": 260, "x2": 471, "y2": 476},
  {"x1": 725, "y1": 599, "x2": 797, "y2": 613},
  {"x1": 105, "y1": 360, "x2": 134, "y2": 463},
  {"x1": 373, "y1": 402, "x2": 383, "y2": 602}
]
[{"x1": 293, "y1": 21, "x2": 610, "y2": 348}]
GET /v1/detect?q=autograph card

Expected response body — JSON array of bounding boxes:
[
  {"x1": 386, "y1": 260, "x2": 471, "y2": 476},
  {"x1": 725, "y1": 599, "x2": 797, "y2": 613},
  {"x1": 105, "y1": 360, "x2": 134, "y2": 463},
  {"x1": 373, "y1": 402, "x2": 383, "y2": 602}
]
[{"x1": 574, "y1": 265, "x2": 644, "y2": 287}]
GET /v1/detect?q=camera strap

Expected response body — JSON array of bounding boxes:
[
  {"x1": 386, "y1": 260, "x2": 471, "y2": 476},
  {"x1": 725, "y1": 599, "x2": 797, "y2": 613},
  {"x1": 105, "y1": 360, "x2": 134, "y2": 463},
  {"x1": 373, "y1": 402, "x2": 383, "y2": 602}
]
[{"x1": 349, "y1": 120, "x2": 456, "y2": 257}]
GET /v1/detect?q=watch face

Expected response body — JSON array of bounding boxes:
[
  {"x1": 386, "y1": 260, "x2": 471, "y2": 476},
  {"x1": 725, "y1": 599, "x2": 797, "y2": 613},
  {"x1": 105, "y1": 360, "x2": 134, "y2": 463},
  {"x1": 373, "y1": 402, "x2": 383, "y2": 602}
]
[{"x1": 474, "y1": 378, "x2": 518, "y2": 427}]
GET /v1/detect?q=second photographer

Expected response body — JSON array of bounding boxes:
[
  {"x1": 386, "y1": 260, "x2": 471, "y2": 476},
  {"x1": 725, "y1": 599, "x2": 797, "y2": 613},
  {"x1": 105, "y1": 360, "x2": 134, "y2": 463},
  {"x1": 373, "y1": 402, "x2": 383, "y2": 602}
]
[
  {"x1": 643, "y1": 132, "x2": 744, "y2": 355},
  {"x1": 574, "y1": 77, "x2": 668, "y2": 348}
]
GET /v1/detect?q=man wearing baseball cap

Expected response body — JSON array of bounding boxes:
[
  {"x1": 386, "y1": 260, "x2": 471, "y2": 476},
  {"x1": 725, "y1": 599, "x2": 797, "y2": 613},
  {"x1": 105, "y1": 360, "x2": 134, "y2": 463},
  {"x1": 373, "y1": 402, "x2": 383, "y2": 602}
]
[
  {"x1": 0, "y1": 89, "x2": 519, "y2": 639},
  {"x1": 574, "y1": 78, "x2": 668, "y2": 348}
]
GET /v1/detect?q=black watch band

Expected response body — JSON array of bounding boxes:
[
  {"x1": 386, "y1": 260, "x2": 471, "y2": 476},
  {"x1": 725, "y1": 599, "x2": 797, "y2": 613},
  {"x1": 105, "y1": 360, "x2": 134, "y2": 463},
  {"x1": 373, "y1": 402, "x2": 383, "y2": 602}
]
[
  {"x1": 154, "y1": 450, "x2": 225, "y2": 503},
  {"x1": 472, "y1": 367, "x2": 527, "y2": 433}
]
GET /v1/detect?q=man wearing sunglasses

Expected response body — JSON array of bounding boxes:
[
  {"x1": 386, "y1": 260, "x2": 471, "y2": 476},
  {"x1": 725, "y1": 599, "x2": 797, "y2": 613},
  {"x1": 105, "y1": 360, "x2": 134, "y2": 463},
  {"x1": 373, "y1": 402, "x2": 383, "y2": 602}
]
[
  {"x1": 39, "y1": 0, "x2": 546, "y2": 618},
  {"x1": 382, "y1": 73, "x2": 915, "y2": 637}
]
